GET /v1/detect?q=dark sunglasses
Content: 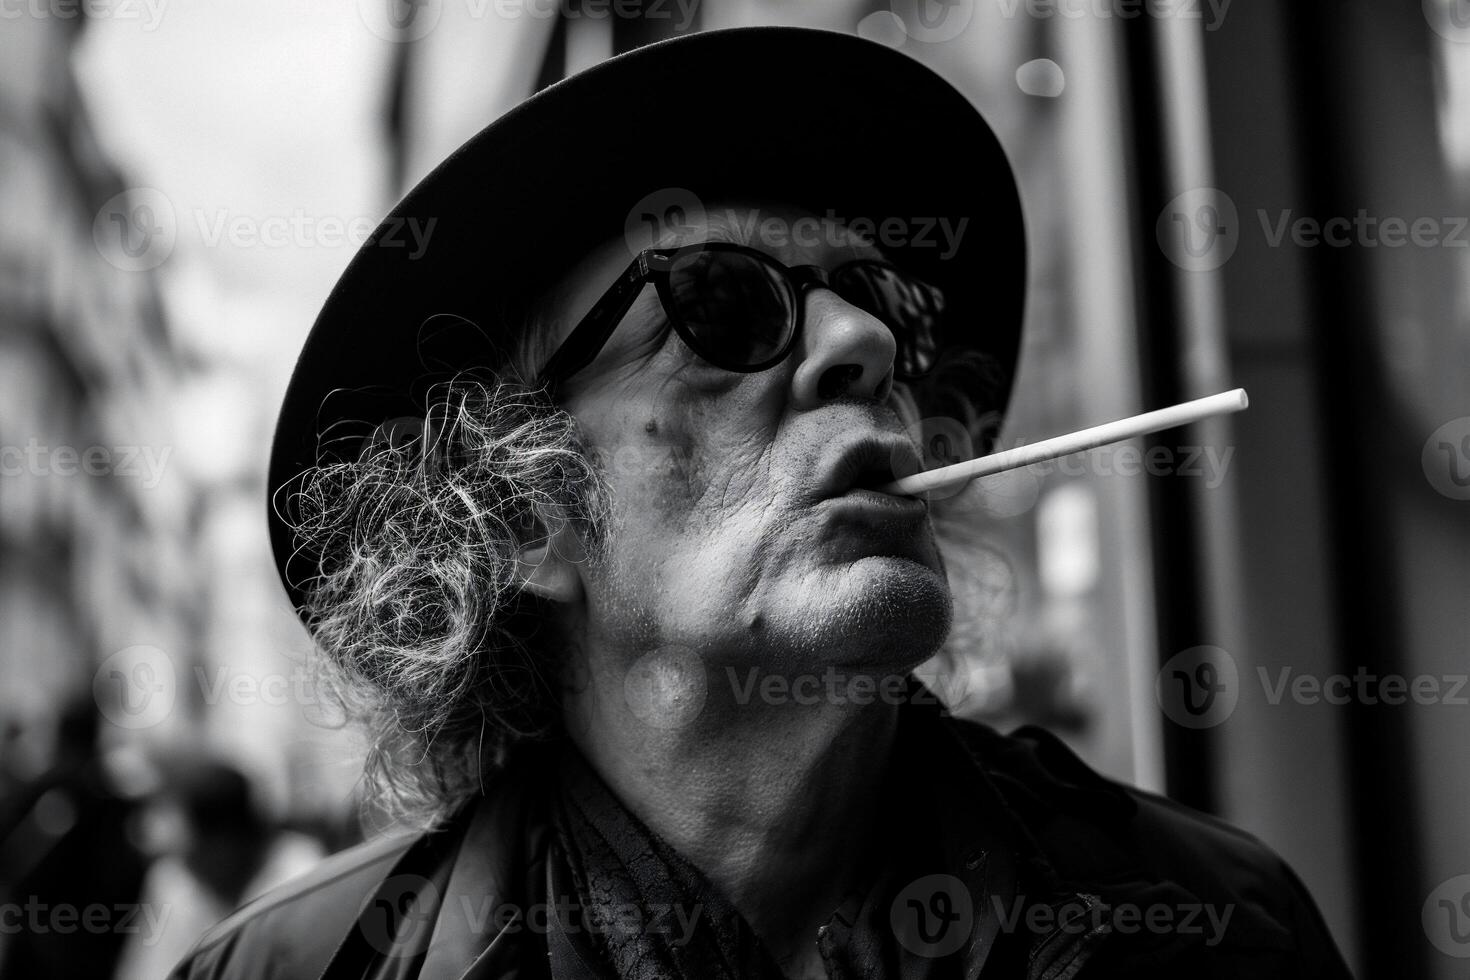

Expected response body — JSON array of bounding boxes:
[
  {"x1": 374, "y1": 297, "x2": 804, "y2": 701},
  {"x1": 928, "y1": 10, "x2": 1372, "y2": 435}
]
[{"x1": 538, "y1": 242, "x2": 945, "y2": 390}]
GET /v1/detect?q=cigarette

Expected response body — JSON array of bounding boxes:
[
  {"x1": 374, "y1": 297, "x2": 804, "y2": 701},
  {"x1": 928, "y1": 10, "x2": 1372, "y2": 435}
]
[{"x1": 882, "y1": 388, "x2": 1250, "y2": 496}]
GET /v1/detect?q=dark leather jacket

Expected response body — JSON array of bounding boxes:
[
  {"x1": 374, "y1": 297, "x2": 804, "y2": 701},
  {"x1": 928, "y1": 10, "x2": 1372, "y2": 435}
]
[{"x1": 168, "y1": 719, "x2": 1353, "y2": 980}]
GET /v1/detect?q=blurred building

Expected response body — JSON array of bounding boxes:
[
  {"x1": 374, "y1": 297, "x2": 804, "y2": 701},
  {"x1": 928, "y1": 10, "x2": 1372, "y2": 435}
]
[
  {"x1": 0, "y1": 10, "x2": 197, "y2": 976},
  {"x1": 0, "y1": 14, "x2": 193, "y2": 778}
]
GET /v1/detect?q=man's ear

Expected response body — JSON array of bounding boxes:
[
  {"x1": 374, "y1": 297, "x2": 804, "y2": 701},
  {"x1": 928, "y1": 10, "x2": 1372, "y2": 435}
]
[{"x1": 514, "y1": 528, "x2": 586, "y2": 604}]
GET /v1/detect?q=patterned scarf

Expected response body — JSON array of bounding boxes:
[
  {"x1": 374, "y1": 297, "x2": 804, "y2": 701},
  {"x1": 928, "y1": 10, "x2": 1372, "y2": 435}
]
[
  {"x1": 548, "y1": 750, "x2": 791, "y2": 980},
  {"x1": 544, "y1": 705, "x2": 1006, "y2": 980}
]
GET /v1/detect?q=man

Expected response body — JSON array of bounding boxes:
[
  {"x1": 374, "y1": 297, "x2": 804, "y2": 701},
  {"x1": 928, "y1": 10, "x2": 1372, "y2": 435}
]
[{"x1": 173, "y1": 27, "x2": 1351, "y2": 980}]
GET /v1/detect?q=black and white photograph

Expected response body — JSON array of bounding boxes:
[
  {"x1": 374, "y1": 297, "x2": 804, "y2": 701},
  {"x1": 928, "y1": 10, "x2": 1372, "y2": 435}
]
[{"x1": 1, "y1": 1, "x2": 1467, "y2": 977}]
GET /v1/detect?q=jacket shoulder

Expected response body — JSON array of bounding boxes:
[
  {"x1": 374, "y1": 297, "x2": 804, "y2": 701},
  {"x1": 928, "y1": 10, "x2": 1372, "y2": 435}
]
[
  {"x1": 946, "y1": 718, "x2": 1288, "y2": 880},
  {"x1": 167, "y1": 830, "x2": 419, "y2": 980},
  {"x1": 943, "y1": 718, "x2": 1352, "y2": 973}
]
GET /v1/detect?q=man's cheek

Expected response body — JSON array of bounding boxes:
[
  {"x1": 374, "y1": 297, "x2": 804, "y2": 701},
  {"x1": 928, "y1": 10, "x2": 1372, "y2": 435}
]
[{"x1": 689, "y1": 446, "x2": 784, "y2": 524}]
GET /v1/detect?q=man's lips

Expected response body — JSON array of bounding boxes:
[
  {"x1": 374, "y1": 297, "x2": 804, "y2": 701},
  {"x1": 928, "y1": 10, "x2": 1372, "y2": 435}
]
[{"x1": 814, "y1": 435, "x2": 925, "y2": 503}]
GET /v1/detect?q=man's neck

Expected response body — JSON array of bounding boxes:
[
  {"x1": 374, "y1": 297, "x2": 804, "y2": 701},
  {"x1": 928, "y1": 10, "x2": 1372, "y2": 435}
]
[{"x1": 562, "y1": 652, "x2": 904, "y2": 978}]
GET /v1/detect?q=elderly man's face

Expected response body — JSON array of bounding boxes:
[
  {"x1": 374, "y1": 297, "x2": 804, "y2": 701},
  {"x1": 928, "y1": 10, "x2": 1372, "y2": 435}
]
[{"x1": 545, "y1": 204, "x2": 952, "y2": 674}]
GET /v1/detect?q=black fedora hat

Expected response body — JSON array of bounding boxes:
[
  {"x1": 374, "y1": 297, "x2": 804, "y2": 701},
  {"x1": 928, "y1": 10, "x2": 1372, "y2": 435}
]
[{"x1": 269, "y1": 25, "x2": 1027, "y2": 609}]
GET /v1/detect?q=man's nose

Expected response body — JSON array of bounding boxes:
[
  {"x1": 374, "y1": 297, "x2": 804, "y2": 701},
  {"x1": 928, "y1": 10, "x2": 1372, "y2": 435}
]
[{"x1": 789, "y1": 290, "x2": 897, "y2": 408}]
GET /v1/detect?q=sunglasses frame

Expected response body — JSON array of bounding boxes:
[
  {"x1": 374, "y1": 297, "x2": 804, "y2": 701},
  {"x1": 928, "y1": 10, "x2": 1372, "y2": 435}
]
[{"x1": 537, "y1": 242, "x2": 941, "y2": 392}]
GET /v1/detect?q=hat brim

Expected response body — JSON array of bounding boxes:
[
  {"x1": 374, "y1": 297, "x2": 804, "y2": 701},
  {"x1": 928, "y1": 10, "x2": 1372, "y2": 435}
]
[{"x1": 269, "y1": 25, "x2": 1026, "y2": 608}]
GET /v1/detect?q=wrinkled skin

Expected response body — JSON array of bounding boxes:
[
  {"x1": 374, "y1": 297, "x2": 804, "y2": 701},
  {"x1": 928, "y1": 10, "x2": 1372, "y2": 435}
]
[{"x1": 542, "y1": 203, "x2": 953, "y2": 677}]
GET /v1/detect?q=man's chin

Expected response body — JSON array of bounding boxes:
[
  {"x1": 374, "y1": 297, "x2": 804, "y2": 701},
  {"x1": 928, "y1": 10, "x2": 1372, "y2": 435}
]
[{"x1": 805, "y1": 555, "x2": 954, "y2": 669}]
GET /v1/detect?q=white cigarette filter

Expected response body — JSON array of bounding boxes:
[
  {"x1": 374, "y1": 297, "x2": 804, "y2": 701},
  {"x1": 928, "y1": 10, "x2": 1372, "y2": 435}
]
[{"x1": 882, "y1": 388, "x2": 1250, "y2": 496}]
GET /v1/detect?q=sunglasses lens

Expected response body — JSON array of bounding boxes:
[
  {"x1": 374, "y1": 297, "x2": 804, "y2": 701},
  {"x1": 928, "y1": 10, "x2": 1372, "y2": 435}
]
[
  {"x1": 833, "y1": 263, "x2": 945, "y2": 377},
  {"x1": 666, "y1": 249, "x2": 796, "y2": 368}
]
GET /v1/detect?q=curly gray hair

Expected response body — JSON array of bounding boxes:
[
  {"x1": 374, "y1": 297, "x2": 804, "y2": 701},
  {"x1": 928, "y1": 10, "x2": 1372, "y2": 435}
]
[{"x1": 290, "y1": 317, "x2": 609, "y2": 827}]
